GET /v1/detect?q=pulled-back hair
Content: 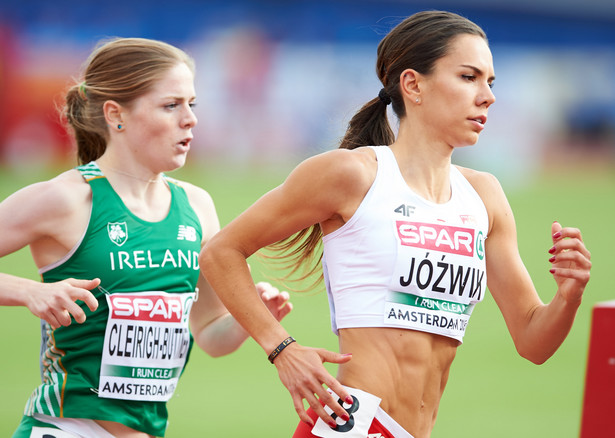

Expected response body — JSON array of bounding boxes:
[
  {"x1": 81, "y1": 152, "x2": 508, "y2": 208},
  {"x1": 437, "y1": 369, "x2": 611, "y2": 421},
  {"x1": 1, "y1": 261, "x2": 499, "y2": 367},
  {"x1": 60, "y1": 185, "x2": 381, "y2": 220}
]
[
  {"x1": 266, "y1": 11, "x2": 488, "y2": 288},
  {"x1": 63, "y1": 37, "x2": 195, "y2": 164},
  {"x1": 342, "y1": 10, "x2": 487, "y2": 150}
]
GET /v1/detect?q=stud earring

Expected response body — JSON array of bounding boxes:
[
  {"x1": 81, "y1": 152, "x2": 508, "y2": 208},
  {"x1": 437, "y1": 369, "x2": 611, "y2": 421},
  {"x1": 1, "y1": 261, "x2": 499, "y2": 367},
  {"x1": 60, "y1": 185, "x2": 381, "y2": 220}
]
[
  {"x1": 118, "y1": 124, "x2": 123, "y2": 130},
  {"x1": 415, "y1": 98, "x2": 420, "y2": 104}
]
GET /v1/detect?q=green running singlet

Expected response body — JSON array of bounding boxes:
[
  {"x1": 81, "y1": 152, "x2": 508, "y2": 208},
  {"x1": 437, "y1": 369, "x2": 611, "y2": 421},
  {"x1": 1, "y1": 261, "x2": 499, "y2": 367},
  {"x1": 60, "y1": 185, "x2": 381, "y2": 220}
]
[{"x1": 22, "y1": 162, "x2": 202, "y2": 437}]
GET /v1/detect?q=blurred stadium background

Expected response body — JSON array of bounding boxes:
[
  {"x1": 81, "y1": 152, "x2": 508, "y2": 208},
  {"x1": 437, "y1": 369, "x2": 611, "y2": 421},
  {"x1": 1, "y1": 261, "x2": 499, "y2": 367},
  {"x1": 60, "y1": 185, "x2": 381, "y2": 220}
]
[{"x1": 0, "y1": 1, "x2": 613, "y2": 437}]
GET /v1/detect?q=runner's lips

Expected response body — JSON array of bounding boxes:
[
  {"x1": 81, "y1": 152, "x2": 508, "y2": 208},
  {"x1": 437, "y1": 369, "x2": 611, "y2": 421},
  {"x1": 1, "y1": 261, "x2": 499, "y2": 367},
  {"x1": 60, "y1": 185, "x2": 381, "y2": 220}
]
[
  {"x1": 178, "y1": 137, "x2": 192, "y2": 146},
  {"x1": 469, "y1": 115, "x2": 487, "y2": 126}
]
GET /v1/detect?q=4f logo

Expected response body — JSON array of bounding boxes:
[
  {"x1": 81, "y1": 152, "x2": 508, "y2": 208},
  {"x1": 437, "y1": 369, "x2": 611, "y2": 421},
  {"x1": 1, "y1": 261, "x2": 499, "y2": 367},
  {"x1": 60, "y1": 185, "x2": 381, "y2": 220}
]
[
  {"x1": 108, "y1": 222, "x2": 128, "y2": 246},
  {"x1": 394, "y1": 204, "x2": 416, "y2": 217}
]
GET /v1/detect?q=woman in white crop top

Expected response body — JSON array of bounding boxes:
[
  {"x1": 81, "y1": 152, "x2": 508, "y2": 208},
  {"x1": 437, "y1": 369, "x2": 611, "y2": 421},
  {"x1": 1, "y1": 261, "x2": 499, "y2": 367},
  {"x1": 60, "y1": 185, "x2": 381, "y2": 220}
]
[{"x1": 201, "y1": 10, "x2": 592, "y2": 438}]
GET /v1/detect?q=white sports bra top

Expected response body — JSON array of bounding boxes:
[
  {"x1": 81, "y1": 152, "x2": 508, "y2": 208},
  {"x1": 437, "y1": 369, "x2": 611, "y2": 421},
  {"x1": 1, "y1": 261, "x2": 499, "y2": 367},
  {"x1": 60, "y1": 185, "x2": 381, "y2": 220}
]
[{"x1": 322, "y1": 146, "x2": 488, "y2": 343}]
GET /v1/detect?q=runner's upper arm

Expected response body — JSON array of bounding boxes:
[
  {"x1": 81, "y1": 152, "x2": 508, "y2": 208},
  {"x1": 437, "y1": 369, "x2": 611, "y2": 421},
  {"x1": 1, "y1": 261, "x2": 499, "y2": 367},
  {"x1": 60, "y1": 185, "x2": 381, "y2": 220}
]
[
  {"x1": 216, "y1": 148, "x2": 376, "y2": 258},
  {"x1": 461, "y1": 167, "x2": 543, "y2": 343},
  {"x1": 0, "y1": 174, "x2": 87, "y2": 258}
]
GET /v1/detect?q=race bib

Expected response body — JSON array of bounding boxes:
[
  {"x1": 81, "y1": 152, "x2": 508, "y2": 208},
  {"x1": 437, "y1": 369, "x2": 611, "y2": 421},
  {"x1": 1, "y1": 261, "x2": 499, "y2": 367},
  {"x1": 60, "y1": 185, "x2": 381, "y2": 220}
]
[
  {"x1": 384, "y1": 220, "x2": 486, "y2": 342},
  {"x1": 30, "y1": 427, "x2": 79, "y2": 438},
  {"x1": 312, "y1": 386, "x2": 381, "y2": 437},
  {"x1": 98, "y1": 291, "x2": 195, "y2": 402}
]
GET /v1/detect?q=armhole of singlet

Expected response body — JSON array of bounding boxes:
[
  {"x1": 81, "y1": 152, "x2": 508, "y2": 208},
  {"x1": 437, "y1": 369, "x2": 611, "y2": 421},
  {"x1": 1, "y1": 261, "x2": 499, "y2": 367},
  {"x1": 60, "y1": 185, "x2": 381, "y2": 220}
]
[
  {"x1": 38, "y1": 171, "x2": 94, "y2": 275},
  {"x1": 322, "y1": 146, "x2": 387, "y2": 242}
]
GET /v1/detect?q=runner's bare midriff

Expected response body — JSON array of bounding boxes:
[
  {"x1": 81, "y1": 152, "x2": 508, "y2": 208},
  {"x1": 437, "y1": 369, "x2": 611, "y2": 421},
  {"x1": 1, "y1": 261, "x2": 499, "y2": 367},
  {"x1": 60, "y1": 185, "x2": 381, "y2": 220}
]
[{"x1": 338, "y1": 327, "x2": 459, "y2": 438}]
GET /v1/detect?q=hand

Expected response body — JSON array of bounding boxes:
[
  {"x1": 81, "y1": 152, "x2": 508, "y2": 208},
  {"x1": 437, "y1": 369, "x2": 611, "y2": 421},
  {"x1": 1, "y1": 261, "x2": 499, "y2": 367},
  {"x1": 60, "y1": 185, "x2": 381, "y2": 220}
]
[
  {"x1": 549, "y1": 221, "x2": 591, "y2": 304},
  {"x1": 26, "y1": 278, "x2": 100, "y2": 329},
  {"x1": 256, "y1": 281, "x2": 293, "y2": 322},
  {"x1": 273, "y1": 342, "x2": 353, "y2": 428}
]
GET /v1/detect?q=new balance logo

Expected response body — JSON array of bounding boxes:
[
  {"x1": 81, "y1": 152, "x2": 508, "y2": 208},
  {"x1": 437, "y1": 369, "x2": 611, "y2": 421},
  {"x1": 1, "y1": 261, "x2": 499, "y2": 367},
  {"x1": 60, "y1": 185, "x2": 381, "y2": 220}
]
[{"x1": 177, "y1": 225, "x2": 197, "y2": 242}]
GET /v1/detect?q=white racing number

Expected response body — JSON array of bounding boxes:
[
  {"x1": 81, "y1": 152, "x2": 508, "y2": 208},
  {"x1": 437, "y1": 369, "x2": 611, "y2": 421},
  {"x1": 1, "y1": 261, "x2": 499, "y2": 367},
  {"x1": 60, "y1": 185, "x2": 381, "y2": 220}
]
[
  {"x1": 331, "y1": 395, "x2": 359, "y2": 432},
  {"x1": 312, "y1": 386, "x2": 381, "y2": 437}
]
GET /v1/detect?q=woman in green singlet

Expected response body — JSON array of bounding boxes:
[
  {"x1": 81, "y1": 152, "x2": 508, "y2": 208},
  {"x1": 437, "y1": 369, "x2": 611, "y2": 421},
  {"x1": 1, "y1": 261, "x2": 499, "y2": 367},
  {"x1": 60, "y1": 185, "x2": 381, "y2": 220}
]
[{"x1": 0, "y1": 37, "x2": 292, "y2": 438}]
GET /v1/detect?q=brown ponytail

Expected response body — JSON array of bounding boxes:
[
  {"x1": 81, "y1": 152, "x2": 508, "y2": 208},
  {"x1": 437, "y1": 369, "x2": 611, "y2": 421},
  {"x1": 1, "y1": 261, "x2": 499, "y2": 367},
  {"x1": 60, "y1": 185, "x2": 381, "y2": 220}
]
[
  {"x1": 339, "y1": 96, "x2": 395, "y2": 150},
  {"x1": 64, "y1": 84, "x2": 107, "y2": 164}
]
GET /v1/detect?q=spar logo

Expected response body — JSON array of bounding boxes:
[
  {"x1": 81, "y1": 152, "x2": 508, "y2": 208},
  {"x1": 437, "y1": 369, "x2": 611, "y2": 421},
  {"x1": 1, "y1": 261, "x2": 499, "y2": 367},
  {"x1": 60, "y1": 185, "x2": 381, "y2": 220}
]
[
  {"x1": 396, "y1": 221, "x2": 475, "y2": 257},
  {"x1": 108, "y1": 222, "x2": 128, "y2": 247},
  {"x1": 109, "y1": 294, "x2": 184, "y2": 322}
]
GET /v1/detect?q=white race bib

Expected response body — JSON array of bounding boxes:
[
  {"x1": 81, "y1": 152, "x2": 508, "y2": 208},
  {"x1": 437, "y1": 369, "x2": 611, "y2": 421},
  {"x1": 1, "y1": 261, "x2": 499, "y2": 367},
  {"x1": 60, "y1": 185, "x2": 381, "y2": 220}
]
[
  {"x1": 30, "y1": 427, "x2": 79, "y2": 438},
  {"x1": 98, "y1": 291, "x2": 195, "y2": 402},
  {"x1": 312, "y1": 386, "x2": 381, "y2": 438},
  {"x1": 384, "y1": 220, "x2": 486, "y2": 342}
]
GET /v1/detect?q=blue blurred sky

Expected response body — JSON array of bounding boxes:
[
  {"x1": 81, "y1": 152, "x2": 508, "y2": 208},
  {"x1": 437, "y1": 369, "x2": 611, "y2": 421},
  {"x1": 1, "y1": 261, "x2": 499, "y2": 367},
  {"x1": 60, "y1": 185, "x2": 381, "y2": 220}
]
[
  {"x1": 1, "y1": 0, "x2": 613, "y2": 182},
  {"x1": 2, "y1": 0, "x2": 615, "y2": 45}
]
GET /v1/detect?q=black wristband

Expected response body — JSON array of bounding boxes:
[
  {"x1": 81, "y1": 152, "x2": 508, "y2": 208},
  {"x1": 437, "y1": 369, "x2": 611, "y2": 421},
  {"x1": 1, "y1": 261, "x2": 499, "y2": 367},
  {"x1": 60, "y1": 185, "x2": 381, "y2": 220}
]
[{"x1": 268, "y1": 336, "x2": 296, "y2": 364}]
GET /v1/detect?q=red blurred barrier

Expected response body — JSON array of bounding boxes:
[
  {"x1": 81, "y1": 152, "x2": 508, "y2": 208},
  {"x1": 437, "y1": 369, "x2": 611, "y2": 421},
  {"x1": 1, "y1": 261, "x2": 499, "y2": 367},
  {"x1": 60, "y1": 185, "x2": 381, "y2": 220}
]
[{"x1": 580, "y1": 301, "x2": 615, "y2": 437}]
